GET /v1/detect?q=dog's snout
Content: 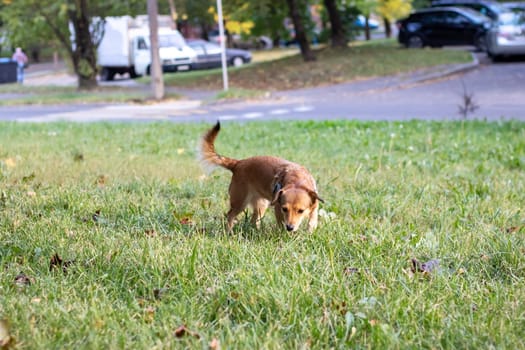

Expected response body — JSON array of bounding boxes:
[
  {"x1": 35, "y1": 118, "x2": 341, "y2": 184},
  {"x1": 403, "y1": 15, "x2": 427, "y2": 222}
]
[{"x1": 286, "y1": 224, "x2": 294, "y2": 232}]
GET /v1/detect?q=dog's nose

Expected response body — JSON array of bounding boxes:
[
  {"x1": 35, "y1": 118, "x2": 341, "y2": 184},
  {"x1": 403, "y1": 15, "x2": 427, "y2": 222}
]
[{"x1": 286, "y1": 224, "x2": 294, "y2": 232}]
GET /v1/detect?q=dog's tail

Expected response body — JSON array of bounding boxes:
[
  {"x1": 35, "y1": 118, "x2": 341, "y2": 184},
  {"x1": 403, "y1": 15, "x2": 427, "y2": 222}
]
[{"x1": 199, "y1": 121, "x2": 238, "y2": 173}]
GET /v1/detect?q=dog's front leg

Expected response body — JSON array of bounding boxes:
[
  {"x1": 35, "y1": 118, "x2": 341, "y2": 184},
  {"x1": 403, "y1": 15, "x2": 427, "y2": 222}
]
[
  {"x1": 307, "y1": 205, "x2": 319, "y2": 232},
  {"x1": 273, "y1": 206, "x2": 286, "y2": 230}
]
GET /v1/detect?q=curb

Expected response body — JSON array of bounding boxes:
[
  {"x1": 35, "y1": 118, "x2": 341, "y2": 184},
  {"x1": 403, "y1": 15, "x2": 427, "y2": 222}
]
[{"x1": 402, "y1": 52, "x2": 480, "y2": 86}]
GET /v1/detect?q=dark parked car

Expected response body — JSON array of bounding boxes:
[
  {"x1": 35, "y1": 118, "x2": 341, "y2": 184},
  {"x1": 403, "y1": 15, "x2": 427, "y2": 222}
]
[
  {"x1": 187, "y1": 40, "x2": 252, "y2": 70},
  {"x1": 397, "y1": 7, "x2": 492, "y2": 50},
  {"x1": 431, "y1": 0, "x2": 508, "y2": 20}
]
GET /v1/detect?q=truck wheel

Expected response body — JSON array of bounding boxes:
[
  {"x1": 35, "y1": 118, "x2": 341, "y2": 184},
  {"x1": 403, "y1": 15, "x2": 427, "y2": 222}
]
[
  {"x1": 100, "y1": 68, "x2": 115, "y2": 81},
  {"x1": 129, "y1": 67, "x2": 139, "y2": 79}
]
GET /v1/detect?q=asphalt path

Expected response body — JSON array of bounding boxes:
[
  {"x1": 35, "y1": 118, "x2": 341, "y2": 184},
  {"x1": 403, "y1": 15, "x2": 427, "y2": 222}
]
[{"x1": 1, "y1": 54, "x2": 524, "y2": 123}]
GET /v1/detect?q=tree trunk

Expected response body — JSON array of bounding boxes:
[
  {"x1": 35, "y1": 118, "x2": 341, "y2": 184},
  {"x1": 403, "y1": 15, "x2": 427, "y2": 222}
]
[
  {"x1": 147, "y1": 0, "x2": 164, "y2": 100},
  {"x1": 365, "y1": 15, "x2": 371, "y2": 41},
  {"x1": 68, "y1": 0, "x2": 98, "y2": 90},
  {"x1": 167, "y1": 0, "x2": 177, "y2": 30},
  {"x1": 323, "y1": 0, "x2": 347, "y2": 48},
  {"x1": 383, "y1": 17, "x2": 392, "y2": 38},
  {"x1": 286, "y1": 0, "x2": 316, "y2": 61},
  {"x1": 201, "y1": 22, "x2": 210, "y2": 40}
]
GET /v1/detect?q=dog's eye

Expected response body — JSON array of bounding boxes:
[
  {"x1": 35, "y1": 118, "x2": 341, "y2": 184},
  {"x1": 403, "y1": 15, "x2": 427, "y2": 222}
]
[
  {"x1": 282, "y1": 207, "x2": 288, "y2": 212},
  {"x1": 298, "y1": 209, "x2": 304, "y2": 214}
]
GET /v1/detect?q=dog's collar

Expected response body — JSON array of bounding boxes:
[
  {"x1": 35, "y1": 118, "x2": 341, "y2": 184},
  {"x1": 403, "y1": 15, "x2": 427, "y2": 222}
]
[{"x1": 273, "y1": 182, "x2": 282, "y2": 194}]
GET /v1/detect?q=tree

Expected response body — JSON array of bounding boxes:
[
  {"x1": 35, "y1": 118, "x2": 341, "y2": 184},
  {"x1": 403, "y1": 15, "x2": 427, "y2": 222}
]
[
  {"x1": 220, "y1": 0, "x2": 289, "y2": 47},
  {"x1": 148, "y1": 0, "x2": 164, "y2": 100},
  {"x1": 323, "y1": 0, "x2": 347, "y2": 47},
  {"x1": 353, "y1": 0, "x2": 378, "y2": 40},
  {"x1": 286, "y1": 0, "x2": 316, "y2": 61},
  {"x1": 377, "y1": 0, "x2": 412, "y2": 38},
  {"x1": 171, "y1": 0, "x2": 215, "y2": 39},
  {"x1": 0, "y1": 0, "x2": 143, "y2": 90}
]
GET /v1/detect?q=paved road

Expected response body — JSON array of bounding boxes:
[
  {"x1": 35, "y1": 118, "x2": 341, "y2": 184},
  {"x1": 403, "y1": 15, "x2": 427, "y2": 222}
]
[{"x1": 1, "y1": 54, "x2": 524, "y2": 123}]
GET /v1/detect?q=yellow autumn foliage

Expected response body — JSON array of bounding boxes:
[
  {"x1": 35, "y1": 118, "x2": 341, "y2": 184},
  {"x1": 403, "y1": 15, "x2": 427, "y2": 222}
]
[{"x1": 377, "y1": 0, "x2": 412, "y2": 21}]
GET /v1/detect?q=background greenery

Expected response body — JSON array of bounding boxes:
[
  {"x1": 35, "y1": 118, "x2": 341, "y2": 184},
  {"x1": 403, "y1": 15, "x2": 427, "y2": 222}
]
[{"x1": 1, "y1": 120, "x2": 524, "y2": 349}]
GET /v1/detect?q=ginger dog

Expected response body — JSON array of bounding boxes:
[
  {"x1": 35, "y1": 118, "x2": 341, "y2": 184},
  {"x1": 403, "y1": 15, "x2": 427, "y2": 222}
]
[{"x1": 199, "y1": 122, "x2": 323, "y2": 232}]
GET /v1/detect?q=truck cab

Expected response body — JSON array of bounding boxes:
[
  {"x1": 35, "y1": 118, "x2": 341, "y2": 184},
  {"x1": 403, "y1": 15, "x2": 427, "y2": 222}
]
[
  {"x1": 97, "y1": 16, "x2": 196, "y2": 81},
  {"x1": 131, "y1": 27, "x2": 196, "y2": 77}
]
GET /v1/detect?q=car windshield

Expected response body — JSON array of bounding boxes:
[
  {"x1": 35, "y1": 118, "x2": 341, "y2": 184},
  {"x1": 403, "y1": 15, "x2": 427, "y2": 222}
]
[
  {"x1": 498, "y1": 11, "x2": 525, "y2": 25},
  {"x1": 458, "y1": 7, "x2": 492, "y2": 22},
  {"x1": 159, "y1": 32, "x2": 185, "y2": 48}
]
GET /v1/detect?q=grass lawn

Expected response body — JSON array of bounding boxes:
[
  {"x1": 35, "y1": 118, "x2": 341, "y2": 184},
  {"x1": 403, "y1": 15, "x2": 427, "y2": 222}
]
[
  {"x1": 1, "y1": 120, "x2": 524, "y2": 349},
  {"x1": 161, "y1": 40, "x2": 472, "y2": 91}
]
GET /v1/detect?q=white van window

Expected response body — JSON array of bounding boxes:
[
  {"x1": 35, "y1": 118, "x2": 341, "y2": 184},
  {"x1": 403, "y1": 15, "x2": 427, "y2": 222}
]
[
  {"x1": 137, "y1": 38, "x2": 148, "y2": 50},
  {"x1": 159, "y1": 32, "x2": 185, "y2": 48}
]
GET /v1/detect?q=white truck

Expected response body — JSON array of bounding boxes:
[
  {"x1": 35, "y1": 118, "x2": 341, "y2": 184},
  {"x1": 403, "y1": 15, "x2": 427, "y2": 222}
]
[{"x1": 97, "y1": 16, "x2": 196, "y2": 81}]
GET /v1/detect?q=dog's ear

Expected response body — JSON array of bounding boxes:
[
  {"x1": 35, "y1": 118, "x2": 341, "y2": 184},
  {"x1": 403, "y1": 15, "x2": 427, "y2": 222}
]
[
  {"x1": 308, "y1": 190, "x2": 325, "y2": 204},
  {"x1": 271, "y1": 189, "x2": 283, "y2": 205}
]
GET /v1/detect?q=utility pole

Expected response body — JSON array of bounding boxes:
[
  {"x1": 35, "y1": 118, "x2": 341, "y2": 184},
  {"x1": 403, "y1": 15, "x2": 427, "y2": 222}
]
[
  {"x1": 147, "y1": 0, "x2": 164, "y2": 100},
  {"x1": 216, "y1": 0, "x2": 229, "y2": 91}
]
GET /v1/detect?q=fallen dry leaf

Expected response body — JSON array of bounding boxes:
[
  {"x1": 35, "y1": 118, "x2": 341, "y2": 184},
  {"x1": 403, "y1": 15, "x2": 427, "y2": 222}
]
[
  {"x1": 145, "y1": 229, "x2": 157, "y2": 237},
  {"x1": 153, "y1": 288, "x2": 169, "y2": 300},
  {"x1": 173, "y1": 211, "x2": 195, "y2": 225},
  {"x1": 81, "y1": 210, "x2": 103, "y2": 224},
  {"x1": 480, "y1": 254, "x2": 491, "y2": 261},
  {"x1": 411, "y1": 258, "x2": 440, "y2": 274},
  {"x1": 343, "y1": 267, "x2": 359, "y2": 276},
  {"x1": 49, "y1": 253, "x2": 75, "y2": 273},
  {"x1": 73, "y1": 152, "x2": 84, "y2": 162},
  {"x1": 14, "y1": 272, "x2": 32, "y2": 287},
  {"x1": 506, "y1": 226, "x2": 524, "y2": 234},
  {"x1": 174, "y1": 325, "x2": 200, "y2": 339},
  {"x1": 21, "y1": 173, "x2": 35, "y2": 183},
  {"x1": 92, "y1": 210, "x2": 101, "y2": 222},
  {"x1": 179, "y1": 217, "x2": 193, "y2": 225},
  {"x1": 144, "y1": 306, "x2": 156, "y2": 323},
  {"x1": 96, "y1": 175, "x2": 108, "y2": 187}
]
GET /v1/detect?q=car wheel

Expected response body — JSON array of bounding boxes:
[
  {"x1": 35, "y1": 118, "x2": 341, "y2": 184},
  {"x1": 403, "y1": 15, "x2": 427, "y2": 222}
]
[
  {"x1": 406, "y1": 35, "x2": 424, "y2": 49},
  {"x1": 100, "y1": 67, "x2": 115, "y2": 81},
  {"x1": 475, "y1": 35, "x2": 487, "y2": 52},
  {"x1": 231, "y1": 56, "x2": 245, "y2": 67},
  {"x1": 488, "y1": 51, "x2": 501, "y2": 62},
  {"x1": 146, "y1": 65, "x2": 151, "y2": 76}
]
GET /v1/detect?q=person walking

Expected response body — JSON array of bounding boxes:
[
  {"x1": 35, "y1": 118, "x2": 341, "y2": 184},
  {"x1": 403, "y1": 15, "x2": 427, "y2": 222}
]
[{"x1": 12, "y1": 47, "x2": 28, "y2": 83}]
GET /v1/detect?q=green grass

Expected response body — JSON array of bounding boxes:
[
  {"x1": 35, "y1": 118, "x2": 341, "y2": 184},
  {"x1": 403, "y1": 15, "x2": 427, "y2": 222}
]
[
  {"x1": 161, "y1": 40, "x2": 472, "y2": 91},
  {"x1": 1, "y1": 120, "x2": 524, "y2": 349}
]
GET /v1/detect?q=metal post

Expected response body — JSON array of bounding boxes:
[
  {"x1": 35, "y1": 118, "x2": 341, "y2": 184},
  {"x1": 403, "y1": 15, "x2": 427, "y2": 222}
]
[{"x1": 216, "y1": 0, "x2": 229, "y2": 91}]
